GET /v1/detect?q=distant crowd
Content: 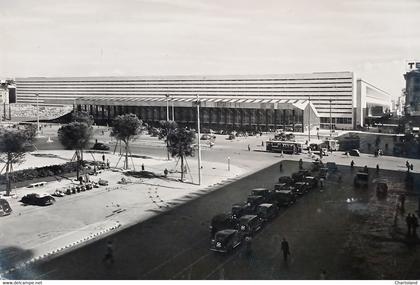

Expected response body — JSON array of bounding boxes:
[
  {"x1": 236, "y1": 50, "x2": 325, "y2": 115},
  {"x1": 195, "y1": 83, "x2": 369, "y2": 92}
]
[{"x1": 1, "y1": 104, "x2": 72, "y2": 120}]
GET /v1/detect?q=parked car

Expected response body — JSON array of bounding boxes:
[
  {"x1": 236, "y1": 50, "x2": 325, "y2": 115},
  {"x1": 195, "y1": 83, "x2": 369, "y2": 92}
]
[
  {"x1": 98, "y1": 179, "x2": 109, "y2": 186},
  {"x1": 271, "y1": 189, "x2": 297, "y2": 207},
  {"x1": 250, "y1": 188, "x2": 272, "y2": 203},
  {"x1": 92, "y1": 142, "x2": 110, "y2": 151},
  {"x1": 354, "y1": 172, "x2": 369, "y2": 188},
  {"x1": 21, "y1": 193, "x2": 55, "y2": 206},
  {"x1": 0, "y1": 199, "x2": 12, "y2": 216},
  {"x1": 278, "y1": 176, "x2": 294, "y2": 186},
  {"x1": 232, "y1": 202, "x2": 252, "y2": 219},
  {"x1": 52, "y1": 189, "x2": 65, "y2": 197},
  {"x1": 304, "y1": 176, "x2": 319, "y2": 189},
  {"x1": 85, "y1": 183, "x2": 93, "y2": 190},
  {"x1": 210, "y1": 214, "x2": 238, "y2": 236},
  {"x1": 292, "y1": 170, "x2": 311, "y2": 182},
  {"x1": 257, "y1": 203, "x2": 279, "y2": 221},
  {"x1": 246, "y1": 195, "x2": 265, "y2": 211},
  {"x1": 210, "y1": 229, "x2": 242, "y2": 253},
  {"x1": 293, "y1": 181, "x2": 310, "y2": 195},
  {"x1": 349, "y1": 149, "x2": 360, "y2": 156},
  {"x1": 238, "y1": 215, "x2": 263, "y2": 236}
]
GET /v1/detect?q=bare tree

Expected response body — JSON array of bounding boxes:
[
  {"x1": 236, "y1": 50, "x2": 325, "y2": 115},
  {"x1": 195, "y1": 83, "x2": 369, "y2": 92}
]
[
  {"x1": 111, "y1": 114, "x2": 142, "y2": 169},
  {"x1": 167, "y1": 127, "x2": 195, "y2": 181},
  {"x1": 58, "y1": 122, "x2": 93, "y2": 179}
]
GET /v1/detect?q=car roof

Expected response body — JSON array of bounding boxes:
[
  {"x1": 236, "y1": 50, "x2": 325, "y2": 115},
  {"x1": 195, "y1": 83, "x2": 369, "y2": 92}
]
[
  {"x1": 259, "y1": 203, "x2": 274, "y2": 208},
  {"x1": 248, "y1": 195, "x2": 263, "y2": 199},
  {"x1": 276, "y1": 189, "x2": 292, "y2": 194},
  {"x1": 252, "y1": 188, "x2": 269, "y2": 192},
  {"x1": 240, "y1": 215, "x2": 258, "y2": 221},
  {"x1": 216, "y1": 229, "x2": 237, "y2": 236}
]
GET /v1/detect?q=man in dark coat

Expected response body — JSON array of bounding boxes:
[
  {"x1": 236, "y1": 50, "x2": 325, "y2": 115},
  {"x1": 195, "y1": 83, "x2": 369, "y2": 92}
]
[{"x1": 281, "y1": 237, "x2": 290, "y2": 262}]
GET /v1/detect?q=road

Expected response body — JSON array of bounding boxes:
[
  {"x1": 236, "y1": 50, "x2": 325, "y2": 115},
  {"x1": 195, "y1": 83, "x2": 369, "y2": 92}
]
[{"x1": 8, "y1": 160, "x2": 419, "y2": 280}]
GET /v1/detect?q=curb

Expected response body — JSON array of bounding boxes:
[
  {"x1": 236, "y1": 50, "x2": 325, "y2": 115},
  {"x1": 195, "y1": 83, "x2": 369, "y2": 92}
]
[{"x1": 0, "y1": 221, "x2": 121, "y2": 277}]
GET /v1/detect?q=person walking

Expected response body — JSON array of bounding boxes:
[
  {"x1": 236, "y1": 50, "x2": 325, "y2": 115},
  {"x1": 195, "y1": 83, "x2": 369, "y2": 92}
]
[
  {"x1": 410, "y1": 164, "x2": 414, "y2": 171},
  {"x1": 281, "y1": 237, "x2": 290, "y2": 263},
  {"x1": 164, "y1": 168, "x2": 169, "y2": 178},
  {"x1": 141, "y1": 163, "x2": 145, "y2": 171},
  {"x1": 248, "y1": 144, "x2": 251, "y2": 152},
  {"x1": 350, "y1": 160, "x2": 354, "y2": 169},
  {"x1": 103, "y1": 240, "x2": 114, "y2": 264},
  {"x1": 406, "y1": 161, "x2": 410, "y2": 172},
  {"x1": 102, "y1": 154, "x2": 106, "y2": 163},
  {"x1": 376, "y1": 164, "x2": 380, "y2": 173},
  {"x1": 406, "y1": 214, "x2": 413, "y2": 236}
]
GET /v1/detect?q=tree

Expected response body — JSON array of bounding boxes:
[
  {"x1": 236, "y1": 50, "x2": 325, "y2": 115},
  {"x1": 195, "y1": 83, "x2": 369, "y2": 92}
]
[
  {"x1": 58, "y1": 122, "x2": 93, "y2": 179},
  {"x1": 0, "y1": 126, "x2": 34, "y2": 196},
  {"x1": 111, "y1": 114, "x2": 142, "y2": 169},
  {"x1": 72, "y1": 110, "x2": 94, "y2": 126},
  {"x1": 158, "y1": 120, "x2": 178, "y2": 160},
  {"x1": 167, "y1": 127, "x2": 195, "y2": 182}
]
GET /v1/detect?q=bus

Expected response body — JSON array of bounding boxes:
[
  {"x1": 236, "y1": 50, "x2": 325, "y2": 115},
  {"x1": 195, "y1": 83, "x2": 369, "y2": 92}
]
[{"x1": 266, "y1": 140, "x2": 304, "y2": 154}]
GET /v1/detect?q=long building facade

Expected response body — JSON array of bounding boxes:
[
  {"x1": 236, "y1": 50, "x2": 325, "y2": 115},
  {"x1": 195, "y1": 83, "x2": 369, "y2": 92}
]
[{"x1": 15, "y1": 71, "x2": 391, "y2": 130}]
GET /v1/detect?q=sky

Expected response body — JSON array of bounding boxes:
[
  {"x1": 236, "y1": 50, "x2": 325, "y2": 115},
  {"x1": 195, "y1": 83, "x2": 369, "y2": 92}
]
[{"x1": 0, "y1": 0, "x2": 419, "y2": 98}]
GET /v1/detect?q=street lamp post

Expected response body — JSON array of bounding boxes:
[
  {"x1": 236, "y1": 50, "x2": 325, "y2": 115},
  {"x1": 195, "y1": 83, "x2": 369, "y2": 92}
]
[
  {"x1": 166, "y1": 94, "x2": 170, "y2": 121},
  {"x1": 308, "y1": 95, "x2": 311, "y2": 142},
  {"x1": 196, "y1": 94, "x2": 202, "y2": 185},
  {"x1": 36, "y1": 93, "x2": 40, "y2": 134},
  {"x1": 329, "y1": 98, "x2": 332, "y2": 138}
]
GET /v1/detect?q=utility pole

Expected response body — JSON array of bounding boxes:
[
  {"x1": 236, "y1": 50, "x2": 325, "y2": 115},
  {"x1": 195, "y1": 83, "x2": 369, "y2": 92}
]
[
  {"x1": 166, "y1": 94, "x2": 170, "y2": 121},
  {"x1": 329, "y1": 98, "x2": 332, "y2": 138},
  {"x1": 308, "y1": 95, "x2": 311, "y2": 142},
  {"x1": 36, "y1": 93, "x2": 40, "y2": 134},
  {"x1": 196, "y1": 94, "x2": 202, "y2": 185},
  {"x1": 172, "y1": 100, "x2": 175, "y2": 121}
]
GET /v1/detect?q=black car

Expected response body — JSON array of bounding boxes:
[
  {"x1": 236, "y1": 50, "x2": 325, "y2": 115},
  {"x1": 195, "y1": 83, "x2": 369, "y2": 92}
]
[
  {"x1": 293, "y1": 181, "x2": 310, "y2": 195},
  {"x1": 278, "y1": 176, "x2": 294, "y2": 186},
  {"x1": 231, "y1": 202, "x2": 253, "y2": 219},
  {"x1": 292, "y1": 170, "x2": 311, "y2": 182},
  {"x1": 349, "y1": 149, "x2": 360, "y2": 156},
  {"x1": 0, "y1": 199, "x2": 12, "y2": 216},
  {"x1": 250, "y1": 188, "x2": 272, "y2": 203},
  {"x1": 21, "y1": 193, "x2": 55, "y2": 206},
  {"x1": 246, "y1": 195, "x2": 265, "y2": 211},
  {"x1": 271, "y1": 189, "x2": 297, "y2": 207},
  {"x1": 238, "y1": 215, "x2": 263, "y2": 236},
  {"x1": 257, "y1": 203, "x2": 279, "y2": 221},
  {"x1": 210, "y1": 229, "x2": 242, "y2": 253},
  {"x1": 304, "y1": 176, "x2": 319, "y2": 189},
  {"x1": 210, "y1": 214, "x2": 238, "y2": 236},
  {"x1": 92, "y1": 142, "x2": 110, "y2": 151}
]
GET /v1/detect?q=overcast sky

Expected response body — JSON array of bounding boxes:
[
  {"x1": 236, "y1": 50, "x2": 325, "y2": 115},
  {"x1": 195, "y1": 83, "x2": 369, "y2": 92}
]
[{"x1": 1, "y1": 0, "x2": 419, "y2": 98}]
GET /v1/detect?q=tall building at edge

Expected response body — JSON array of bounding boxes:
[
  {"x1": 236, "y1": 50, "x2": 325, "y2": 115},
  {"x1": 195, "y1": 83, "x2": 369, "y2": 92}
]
[{"x1": 14, "y1": 71, "x2": 391, "y2": 130}]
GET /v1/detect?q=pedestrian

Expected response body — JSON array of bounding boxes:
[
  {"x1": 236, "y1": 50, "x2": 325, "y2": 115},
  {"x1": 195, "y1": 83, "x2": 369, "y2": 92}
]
[
  {"x1": 141, "y1": 163, "x2": 145, "y2": 171},
  {"x1": 412, "y1": 214, "x2": 419, "y2": 236},
  {"x1": 248, "y1": 144, "x2": 251, "y2": 152},
  {"x1": 106, "y1": 159, "x2": 110, "y2": 168},
  {"x1": 406, "y1": 214, "x2": 413, "y2": 236},
  {"x1": 399, "y1": 194, "x2": 406, "y2": 212},
  {"x1": 261, "y1": 141, "x2": 264, "y2": 147},
  {"x1": 280, "y1": 149, "x2": 284, "y2": 158},
  {"x1": 102, "y1": 154, "x2": 105, "y2": 162},
  {"x1": 280, "y1": 162, "x2": 283, "y2": 172},
  {"x1": 350, "y1": 160, "x2": 354, "y2": 169},
  {"x1": 410, "y1": 164, "x2": 414, "y2": 171},
  {"x1": 376, "y1": 164, "x2": 380, "y2": 173},
  {"x1": 281, "y1": 237, "x2": 290, "y2": 263},
  {"x1": 164, "y1": 168, "x2": 169, "y2": 178},
  {"x1": 103, "y1": 240, "x2": 114, "y2": 264},
  {"x1": 406, "y1": 161, "x2": 410, "y2": 171}
]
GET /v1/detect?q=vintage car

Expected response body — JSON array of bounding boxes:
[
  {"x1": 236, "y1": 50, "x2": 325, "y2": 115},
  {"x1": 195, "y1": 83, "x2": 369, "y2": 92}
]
[
  {"x1": 85, "y1": 183, "x2": 93, "y2": 190},
  {"x1": 354, "y1": 172, "x2": 369, "y2": 188},
  {"x1": 232, "y1": 202, "x2": 253, "y2": 219},
  {"x1": 91, "y1": 142, "x2": 110, "y2": 151},
  {"x1": 238, "y1": 215, "x2": 263, "y2": 236},
  {"x1": 210, "y1": 229, "x2": 242, "y2": 253},
  {"x1": 293, "y1": 181, "x2": 310, "y2": 195},
  {"x1": 246, "y1": 195, "x2": 265, "y2": 210},
  {"x1": 304, "y1": 176, "x2": 319, "y2": 189},
  {"x1": 271, "y1": 189, "x2": 297, "y2": 207},
  {"x1": 209, "y1": 214, "x2": 238, "y2": 236},
  {"x1": 349, "y1": 149, "x2": 360, "y2": 156},
  {"x1": 278, "y1": 176, "x2": 294, "y2": 186},
  {"x1": 98, "y1": 179, "x2": 109, "y2": 186},
  {"x1": 0, "y1": 199, "x2": 12, "y2": 217},
  {"x1": 256, "y1": 203, "x2": 279, "y2": 221},
  {"x1": 21, "y1": 193, "x2": 55, "y2": 206},
  {"x1": 52, "y1": 189, "x2": 65, "y2": 197},
  {"x1": 250, "y1": 188, "x2": 272, "y2": 203},
  {"x1": 292, "y1": 170, "x2": 311, "y2": 182}
]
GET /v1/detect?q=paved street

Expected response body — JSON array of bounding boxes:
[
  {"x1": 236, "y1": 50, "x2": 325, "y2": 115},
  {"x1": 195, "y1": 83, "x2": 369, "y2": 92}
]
[{"x1": 6, "y1": 160, "x2": 420, "y2": 280}]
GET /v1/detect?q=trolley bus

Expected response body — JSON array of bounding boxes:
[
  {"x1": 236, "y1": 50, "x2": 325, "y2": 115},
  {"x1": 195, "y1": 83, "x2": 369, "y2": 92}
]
[{"x1": 266, "y1": 140, "x2": 304, "y2": 154}]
